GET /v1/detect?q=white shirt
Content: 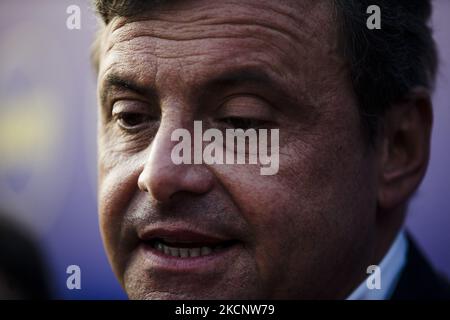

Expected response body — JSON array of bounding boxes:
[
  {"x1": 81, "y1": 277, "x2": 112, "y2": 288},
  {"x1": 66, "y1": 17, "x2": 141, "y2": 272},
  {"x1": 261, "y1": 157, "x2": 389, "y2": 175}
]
[{"x1": 347, "y1": 230, "x2": 408, "y2": 300}]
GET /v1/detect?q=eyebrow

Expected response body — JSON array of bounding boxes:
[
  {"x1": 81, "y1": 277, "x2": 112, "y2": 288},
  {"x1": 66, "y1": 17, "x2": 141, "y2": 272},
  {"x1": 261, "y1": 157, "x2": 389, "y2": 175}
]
[
  {"x1": 206, "y1": 68, "x2": 282, "y2": 91},
  {"x1": 100, "y1": 73, "x2": 154, "y2": 106},
  {"x1": 202, "y1": 67, "x2": 303, "y2": 110},
  {"x1": 212, "y1": 68, "x2": 272, "y2": 85},
  {"x1": 100, "y1": 67, "x2": 303, "y2": 113}
]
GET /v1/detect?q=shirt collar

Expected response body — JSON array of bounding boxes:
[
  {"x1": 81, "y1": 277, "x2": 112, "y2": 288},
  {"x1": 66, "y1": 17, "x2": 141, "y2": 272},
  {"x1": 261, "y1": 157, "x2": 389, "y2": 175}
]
[{"x1": 347, "y1": 230, "x2": 408, "y2": 300}]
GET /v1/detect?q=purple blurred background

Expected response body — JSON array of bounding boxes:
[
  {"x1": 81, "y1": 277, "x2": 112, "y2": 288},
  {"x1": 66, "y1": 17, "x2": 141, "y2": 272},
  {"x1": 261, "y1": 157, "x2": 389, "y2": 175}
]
[{"x1": 0, "y1": 1, "x2": 448, "y2": 299}]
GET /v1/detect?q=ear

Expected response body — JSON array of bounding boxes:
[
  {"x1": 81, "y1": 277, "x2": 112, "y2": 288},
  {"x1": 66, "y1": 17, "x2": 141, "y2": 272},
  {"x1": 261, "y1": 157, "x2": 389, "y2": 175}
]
[{"x1": 377, "y1": 88, "x2": 433, "y2": 211}]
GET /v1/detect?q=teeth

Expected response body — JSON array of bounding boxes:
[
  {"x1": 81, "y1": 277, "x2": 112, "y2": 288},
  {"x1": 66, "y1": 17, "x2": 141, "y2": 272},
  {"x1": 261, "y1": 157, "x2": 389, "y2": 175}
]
[
  {"x1": 189, "y1": 248, "x2": 200, "y2": 257},
  {"x1": 201, "y1": 246, "x2": 212, "y2": 255},
  {"x1": 153, "y1": 241, "x2": 216, "y2": 258},
  {"x1": 163, "y1": 245, "x2": 170, "y2": 255},
  {"x1": 169, "y1": 247, "x2": 179, "y2": 257},
  {"x1": 179, "y1": 248, "x2": 189, "y2": 258}
]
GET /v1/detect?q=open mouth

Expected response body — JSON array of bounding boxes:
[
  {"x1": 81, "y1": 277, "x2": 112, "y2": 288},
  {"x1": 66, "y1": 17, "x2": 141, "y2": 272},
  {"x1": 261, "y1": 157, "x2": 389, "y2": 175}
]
[{"x1": 147, "y1": 238, "x2": 238, "y2": 258}]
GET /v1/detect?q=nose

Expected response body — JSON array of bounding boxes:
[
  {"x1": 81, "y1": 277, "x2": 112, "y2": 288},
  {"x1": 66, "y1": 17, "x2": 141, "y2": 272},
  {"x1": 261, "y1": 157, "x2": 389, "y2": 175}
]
[{"x1": 138, "y1": 121, "x2": 214, "y2": 203}]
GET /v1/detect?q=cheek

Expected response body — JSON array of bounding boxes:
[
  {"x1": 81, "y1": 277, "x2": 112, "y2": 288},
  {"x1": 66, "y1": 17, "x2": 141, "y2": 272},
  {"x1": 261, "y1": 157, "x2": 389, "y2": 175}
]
[
  {"x1": 98, "y1": 132, "x2": 145, "y2": 220},
  {"x1": 98, "y1": 146, "x2": 143, "y2": 271},
  {"x1": 211, "y1": 130, "x2": 377, "y2": 297}
]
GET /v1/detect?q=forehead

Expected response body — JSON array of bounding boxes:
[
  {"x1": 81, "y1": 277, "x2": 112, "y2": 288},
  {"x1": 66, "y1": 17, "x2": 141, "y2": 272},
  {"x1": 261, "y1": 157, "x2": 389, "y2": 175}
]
[{"x1": 97, "y1": 0, "x2": 341, "y2": 96}]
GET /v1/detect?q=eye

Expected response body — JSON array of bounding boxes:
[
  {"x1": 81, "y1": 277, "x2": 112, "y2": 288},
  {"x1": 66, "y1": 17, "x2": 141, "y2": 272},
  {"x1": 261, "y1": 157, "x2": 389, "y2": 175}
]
[
  {"x1": 115, "y1": 112, "x2": 152, "y2": 130},
  {"x1": 112, "y1": 100, "x2": 157, "y2": 132},
  {"x1": 219, "y1": 117, "x2": 269, "y2": 130},
  {"x1": 216, "y1": 95, "x2": 275, "y2": 130}
]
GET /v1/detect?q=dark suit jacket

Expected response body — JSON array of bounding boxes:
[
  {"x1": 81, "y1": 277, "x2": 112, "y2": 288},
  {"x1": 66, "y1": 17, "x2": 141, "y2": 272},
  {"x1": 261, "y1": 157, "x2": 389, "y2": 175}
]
[{"x1": 390, "y1": 234, "x2": 450, "y2": 300}]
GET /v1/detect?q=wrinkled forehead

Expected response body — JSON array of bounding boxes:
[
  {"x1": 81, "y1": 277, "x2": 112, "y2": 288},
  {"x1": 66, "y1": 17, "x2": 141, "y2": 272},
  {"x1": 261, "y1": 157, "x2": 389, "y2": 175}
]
[
  {"x1": 96, "y1": 0, "x2": 341, "y2": 93},
  {"x1": 102, "y1": 0, "x2": 333, "y2": 38}
]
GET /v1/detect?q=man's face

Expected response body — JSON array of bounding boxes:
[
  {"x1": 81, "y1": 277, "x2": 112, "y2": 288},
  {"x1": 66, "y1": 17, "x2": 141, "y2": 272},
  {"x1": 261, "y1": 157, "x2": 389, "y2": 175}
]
[{"x1": 97, "y1": 0, "x2": 379, "y2": 299}]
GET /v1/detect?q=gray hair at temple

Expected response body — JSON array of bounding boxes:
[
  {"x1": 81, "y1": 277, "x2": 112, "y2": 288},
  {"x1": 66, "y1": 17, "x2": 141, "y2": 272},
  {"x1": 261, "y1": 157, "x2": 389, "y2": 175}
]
[{"x1": 91, "y1": 0, "x2": 438, "y2": 143}]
